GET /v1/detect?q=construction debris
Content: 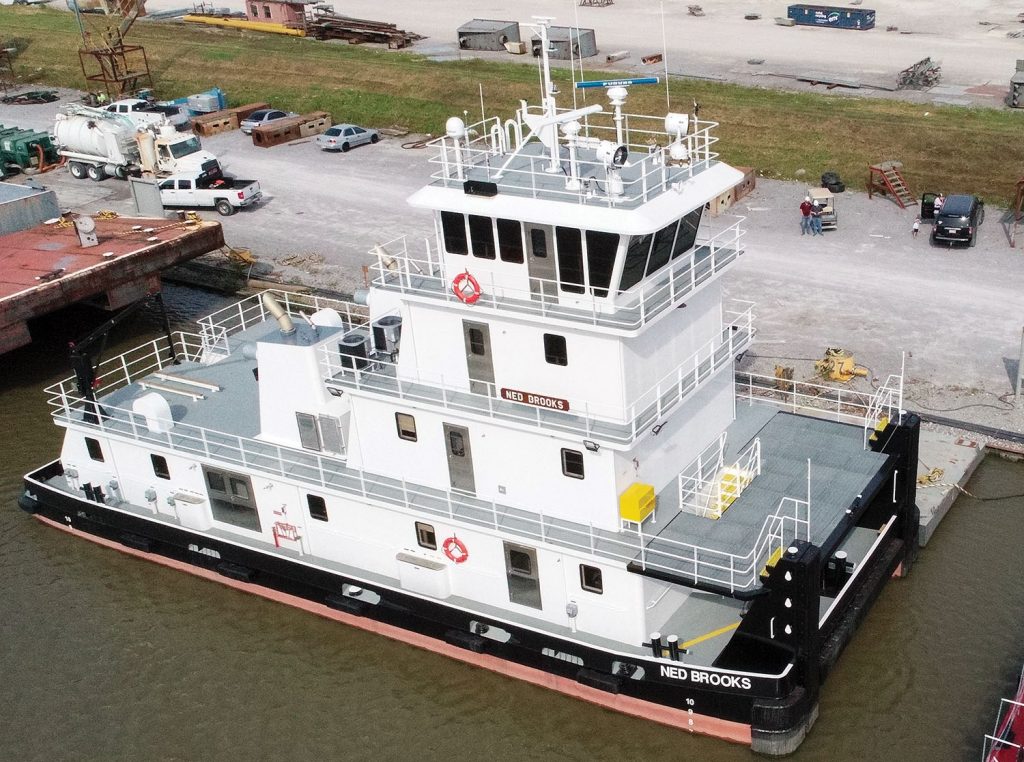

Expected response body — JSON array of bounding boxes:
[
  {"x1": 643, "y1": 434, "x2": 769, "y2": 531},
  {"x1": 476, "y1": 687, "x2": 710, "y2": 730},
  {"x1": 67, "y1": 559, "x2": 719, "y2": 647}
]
[
  {"x1": 815, "y1": 348, "x2": 867, "y2": 383},
  {"x1": 688, "y1": 5, "x2": 704, "y2": 16},
  {"x1": 252, "y1": 111, "x2": 331, "y2": 148},
  {"x1": 306, "y1": 13, "x2": 423, "y2": 48},
  {"x1": 641, "y1": 53, "x2": 663, "y2": 65},
  {"x1": 897, "y1": 57, "x2": 941, "y2": 89},
  {"x1": 605, "y1": 50, "x2": 630, "y2": 63}
]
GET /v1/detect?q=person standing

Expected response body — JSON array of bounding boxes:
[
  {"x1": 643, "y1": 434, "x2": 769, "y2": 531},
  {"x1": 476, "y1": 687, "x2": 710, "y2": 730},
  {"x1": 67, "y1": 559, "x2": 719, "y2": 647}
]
[
  {"x1": 912, "y1": 217, "x2": 920, "y2": 238},
  {"x1": 811, "y1": 201, "x2": 823, "y2": 236},
  {"x1": 799, "y1": 196, "x2": 813, "y2": 235}
]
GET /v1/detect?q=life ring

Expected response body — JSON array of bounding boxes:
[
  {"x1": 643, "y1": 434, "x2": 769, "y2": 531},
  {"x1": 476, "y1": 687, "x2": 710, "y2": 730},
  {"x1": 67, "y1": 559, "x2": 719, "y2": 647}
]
[
  {"x1": 443, "y1": 536, "x2": 469, "y2": 564},
  {"x1": 452, "y1": 271, "x2": 481, "y2": 305}
]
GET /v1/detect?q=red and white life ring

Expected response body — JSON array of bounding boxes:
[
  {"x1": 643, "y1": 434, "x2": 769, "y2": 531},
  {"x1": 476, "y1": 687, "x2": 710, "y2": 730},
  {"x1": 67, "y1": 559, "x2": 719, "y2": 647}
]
[
  {"x1": 452, "y1": 271, "x2": 481, "y2": 305},
  {"x1": 442, "y1": 536, "x2": 469, "y2": 564}
]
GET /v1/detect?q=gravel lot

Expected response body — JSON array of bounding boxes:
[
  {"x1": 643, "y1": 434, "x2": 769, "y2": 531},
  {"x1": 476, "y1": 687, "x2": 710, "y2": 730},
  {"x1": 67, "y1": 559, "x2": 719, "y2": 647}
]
[{"x1": 3, "y1": 89, "x2": 1023, "y2": 434}]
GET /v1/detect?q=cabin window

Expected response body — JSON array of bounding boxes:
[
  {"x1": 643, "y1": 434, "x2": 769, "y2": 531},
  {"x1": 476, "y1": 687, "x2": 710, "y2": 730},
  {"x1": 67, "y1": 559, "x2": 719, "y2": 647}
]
[
  {"x1": 307, "y1": 494, "x2": 328, "y2": 522},
  {"x1": 619, "y1": 233, "x2": 652, "y2": 292},
  {"x1": 585, "y1": 231, "x2": 619, "y2": 298},
  {"x1": 295, "y1": 412, "x2": 322, "y2": 451},
  {"x1": 415, "y1": 521, "x2": 436, "y2": 550},
  {"x1": 646, "y1": 221, "x2": 678, "y2": 277},
  {"x1": 543, "y1": 334, "x2": 567, "y2": 366},
  {"x1": 249, "y1": 3, "x2": 257, "y2": 15},
  {"x1": 262, "y1": 4, "x2": 271, "y2": 17},
  {"x1": 672, "y1": 207, "x2": 703, "y2": 259},
  {"x1": 467, "y1": 327, "x2": 485, "y2": 356},
  {"x1": 497, "y1": 218, "x2": 524, "y2": 263},
  {"x1": 561, "y1": 448, "x2": 584, "y2": 479},
  {"x1": 204, "y1": 466, "x2": 260, "y2": 532},
  {"x1": 178, "y1": 179, "x2": 192, "y2": 190},
  {"x1": 580, "y1": 564, "x2": 603, "y2": 594},
  {"x1": 395, "y1": 412, "x2": 417, "y2": 442},
  {"x1": 85, "y1": 437, "x2": 104, "y2": 462},
  {"x1": 151, "y1": 454, "x2": 170, "y2": 480},
  {"x1": 555, "y1": 227, "x2": 585, "y2": 294},
  {"x1": 529, "y1": 228, "x2": 548, "y2": 258},
  {"x1": 441, "y1": 211, "x2": 468, "y2": 255},
  {"x1": 468, "y1": 215, "x2": 496, "y2": 260},
  {"x1": 504, "y1": 542, "x2": 542, "y2": 609}
]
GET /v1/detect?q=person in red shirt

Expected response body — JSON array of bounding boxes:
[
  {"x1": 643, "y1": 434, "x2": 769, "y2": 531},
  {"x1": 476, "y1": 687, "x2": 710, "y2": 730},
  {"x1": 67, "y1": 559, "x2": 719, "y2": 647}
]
[{"x1": 799, "y1": 196, "x2": 813, "y2": 235}]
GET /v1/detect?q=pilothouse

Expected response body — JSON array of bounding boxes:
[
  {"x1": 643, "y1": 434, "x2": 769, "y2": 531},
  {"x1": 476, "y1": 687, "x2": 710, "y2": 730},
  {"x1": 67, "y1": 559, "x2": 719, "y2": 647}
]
[{"x1": 22, "y1": 18, "x2": 920, "y2": 756}]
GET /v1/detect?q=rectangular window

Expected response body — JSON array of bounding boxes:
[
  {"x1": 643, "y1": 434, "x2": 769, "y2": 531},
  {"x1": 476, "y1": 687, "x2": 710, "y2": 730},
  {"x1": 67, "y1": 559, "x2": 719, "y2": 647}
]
[
  {"x1": 250, "y1": 3, "x2": 256, "y2": 14},
  {"x1": 561, "y1": 448, "x2": 584, "y2": 479},
  {"x1": 151, "y1": 454, "x2": 170, "y2": 480},
  {"x1": 307, "y1": 494, "x2": 328, "y2": 522},
  {"x1": 179, "y1": 179, "x2": 192, "y2": 190},
  {"x1": 262, "y1": 4, "x2": 270, "y2": 17},
  {"x1": 585, "y1": 230, "x2": 619, "y2": 298},
  {"x1": 467, "y1": 327, "x2": 485, "y2": 356},
  {"x1": 448, "y1": 430, "x2": 466, "y2": 457},
  {"x1": 543, "y1": 334, "x2": 567, "y2": 366},
  {"x1": 415, "y1": 521, "x2": 436, "y2": 550},
  {"x1": 497, "y1": 218, "x2": 524, "y2": 263},
  {"x1": 580, "y1": 564, "x2": 603, "y2": 594},
  {"x1": 204, "y1": 467, "x2": 260, "y2": 532},
  {"x1": 295, "y1": 412, "x2": 321, "y2": 451},
  {"x1": 395, "y1": 412, "x2": 417, "y2": 442},
  {"x1": 671, "y1": 208, "x2": 703, "y2": 259},
  {"x1": 645, "y1": 221, "x2": 678, "y2": 277},
  {"x1": 468, "y1": 215, "x2": 496, "y2": 260},
  {"x1": 619, "y1": 233, "x2": 652, "y2": 292},
  {"x1": 555, "y1": 227, "x2": 585, "y2": 294},
  {"x1": 441, "y1": 211, "x2": 468, "y2": 254},
  {"x1": 529, "y1": 227, "x2": 548, "y2": 258},
  {"x1": 85, "y1": 437, "x2": 104, "y2": 462},
  {"x1": 504, "y1": 542, "x2": 542, "y2": 609}
]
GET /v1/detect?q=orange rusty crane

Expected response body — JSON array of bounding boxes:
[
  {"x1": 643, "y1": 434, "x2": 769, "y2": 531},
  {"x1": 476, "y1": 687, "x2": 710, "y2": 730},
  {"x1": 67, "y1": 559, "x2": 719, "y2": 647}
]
[{"x1": 72, "y1": 0, "x2": 153, "y2": 100}]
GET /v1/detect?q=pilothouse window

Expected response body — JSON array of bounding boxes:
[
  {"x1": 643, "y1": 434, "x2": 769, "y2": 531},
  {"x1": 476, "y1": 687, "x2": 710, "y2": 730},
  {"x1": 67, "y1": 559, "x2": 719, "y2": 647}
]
[
  {"x1": 441, "y1": 211, "x2": 468, "y2": 255},
  {"x1": 555, "y1": 227, "x2": 585, "y2": 294},
  {"x1": 468, "y1": 215, "x2": 496, "y2": 260},
  {"x1": 619, "y1": 233, "x2": 652, "y2": 293},
  {"x1": 497, "y1": 218, "x2": 524, "y2": 263},
  {"x1": 646, "y1": 221, "x2": 678, "y2": 277},
  {"x1": 585, "y1": 230, "x2": 619, "y2": 298},
  {"x1": 672, "y1": 208, "x2": 703, "y2": 259}
]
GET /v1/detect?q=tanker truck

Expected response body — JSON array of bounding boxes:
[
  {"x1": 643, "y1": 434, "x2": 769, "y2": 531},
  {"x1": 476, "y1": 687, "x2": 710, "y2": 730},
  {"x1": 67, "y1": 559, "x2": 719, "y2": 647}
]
[{"x1": 53, "y1": 105, "x2": 222, "y2": 182}]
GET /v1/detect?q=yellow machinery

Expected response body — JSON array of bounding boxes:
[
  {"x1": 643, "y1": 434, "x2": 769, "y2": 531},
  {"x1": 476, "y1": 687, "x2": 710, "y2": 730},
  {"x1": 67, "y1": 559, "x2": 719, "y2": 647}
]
[
  {"x1": 815, "y1": 347, "x2": 868, "y2": 382},
  {"x1": 619, "y1": 482, "x2": 655, "y2": 526}
]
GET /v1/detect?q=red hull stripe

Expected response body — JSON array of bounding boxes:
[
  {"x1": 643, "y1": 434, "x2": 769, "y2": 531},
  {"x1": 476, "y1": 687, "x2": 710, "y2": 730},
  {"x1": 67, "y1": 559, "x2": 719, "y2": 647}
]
[{"x1": 35, "y1": 514, "x2": 753, "y2": 746}]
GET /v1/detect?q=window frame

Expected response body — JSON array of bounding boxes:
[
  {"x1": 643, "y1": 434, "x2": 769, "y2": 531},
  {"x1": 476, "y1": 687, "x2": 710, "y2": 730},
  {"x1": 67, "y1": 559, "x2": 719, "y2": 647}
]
[
  {"x1": 415, "y1": 521, "x2": 437, "y2": 550},
  {"x1": 579, "y1": 564, "x2": 604, "y2": 594},
  {"x1": 395, "y1": 412, "x2": 418, "y2": 442},
  {"x1": 441, "y1": 211, "x2": 468, "y2": 255},
  {"x1": 561, "y1": 448, "x2": 585, "y2": 479},
  {"x1": 468, "y1": 214, "x2": 496, "y2": 260},
  {"x1": 307, "y1": 493, "x2": 329, "y2": 522},
  {"x1": 85, "y1": 437, "x2": 104, "y2": 462},
  {"x1": 496, "y1": 218, "x2": 525, "y2": 263},
  {"x1": 150, "y1": 454, "x2": 170, "y2": 480},
  {"x1": 543, "y1": 333, "x2": 568, "y2": 366},
  {"x1": 555, "y1": 226, "x2": 585, "y2": 294}
]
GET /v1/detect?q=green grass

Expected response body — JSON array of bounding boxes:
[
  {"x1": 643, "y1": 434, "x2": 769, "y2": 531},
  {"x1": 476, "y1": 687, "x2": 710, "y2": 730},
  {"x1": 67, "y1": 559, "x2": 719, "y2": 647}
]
[{"x1": 3, "y1": 6, "x2": 1022, "y2": 202}]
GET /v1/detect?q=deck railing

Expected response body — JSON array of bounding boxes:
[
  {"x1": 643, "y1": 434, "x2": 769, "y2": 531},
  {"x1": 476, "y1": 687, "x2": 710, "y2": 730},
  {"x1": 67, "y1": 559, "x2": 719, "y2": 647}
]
[
  {"x1": 678, "y1": 434, "x2": 762, "y2": 520},
  {"x1": 427, "y1": 109, "x2": 721, "y2": 207},
  {"x1": 322, "y1": 304, "x2": 755, "y2": 444},
  {"x1": 982, "y1": 665, "x2": 1024, "y2": 762},
  {"x1": 736, "y1": 370, "x2": 905, "y2": 443},
  {"x1": 369, "y1": 218, "x2": 745, "y2": 332}
]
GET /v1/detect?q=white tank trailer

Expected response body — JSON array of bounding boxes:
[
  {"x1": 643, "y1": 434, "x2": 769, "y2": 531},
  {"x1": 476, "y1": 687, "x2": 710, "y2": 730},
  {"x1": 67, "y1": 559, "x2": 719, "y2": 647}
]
[{"x1": 53, "y1": 105, "x2": 222, "y2": 182}]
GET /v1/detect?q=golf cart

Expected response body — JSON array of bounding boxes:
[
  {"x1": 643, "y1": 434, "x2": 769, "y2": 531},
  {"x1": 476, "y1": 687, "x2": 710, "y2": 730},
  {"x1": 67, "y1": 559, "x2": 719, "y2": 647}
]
[{"x1": 809, "y1": 187, "x2": 837, "y2": 231}]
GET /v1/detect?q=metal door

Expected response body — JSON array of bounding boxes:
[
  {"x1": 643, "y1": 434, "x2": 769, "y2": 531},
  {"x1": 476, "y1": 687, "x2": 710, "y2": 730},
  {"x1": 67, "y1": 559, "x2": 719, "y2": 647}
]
[
  {"x1": 503, "y1": 542, "x2": 542, "y2": 609},
  {"x1": 524, "y1": 223, "x2": 558, "y2": 299},
  {"x1": 443, "y1": 423, "x2": 475, "y2": 494},
  {"x1": 462, "y1": 320, "x2": 495, "y2": 396},
  {"x1": 920, "y1": 192, "x2": 937, "y2": 221}
]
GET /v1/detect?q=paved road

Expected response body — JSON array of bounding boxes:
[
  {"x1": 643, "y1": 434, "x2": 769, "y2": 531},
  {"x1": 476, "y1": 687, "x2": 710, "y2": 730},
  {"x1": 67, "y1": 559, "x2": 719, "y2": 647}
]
[{"x1": 4, "y1": 91, "x2": 1023, "y2": 433}]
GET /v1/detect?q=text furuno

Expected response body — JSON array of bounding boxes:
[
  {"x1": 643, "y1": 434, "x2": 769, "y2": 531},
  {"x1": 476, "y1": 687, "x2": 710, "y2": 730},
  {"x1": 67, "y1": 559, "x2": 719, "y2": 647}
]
[{"x1": 660, "y1": 665, "x2": 752, "y2": 690}]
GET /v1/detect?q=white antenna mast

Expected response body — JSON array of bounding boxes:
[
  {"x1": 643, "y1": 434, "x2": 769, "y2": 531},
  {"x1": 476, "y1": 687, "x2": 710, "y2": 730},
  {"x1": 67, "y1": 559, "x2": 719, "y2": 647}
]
[{"x1": 532, "y1": 16, "x2": 562, "y2": 174}]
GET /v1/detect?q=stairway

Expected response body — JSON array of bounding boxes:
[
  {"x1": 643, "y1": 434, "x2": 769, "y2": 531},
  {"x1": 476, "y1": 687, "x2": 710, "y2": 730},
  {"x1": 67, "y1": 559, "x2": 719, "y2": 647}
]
[{"x1": 869, "y1": 161, "x2": 915, "y2": 209}]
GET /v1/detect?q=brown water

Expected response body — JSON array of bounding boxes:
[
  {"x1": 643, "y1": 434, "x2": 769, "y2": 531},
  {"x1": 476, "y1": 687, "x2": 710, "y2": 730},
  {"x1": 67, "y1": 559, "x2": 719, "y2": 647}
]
[{"x1": 2, "y1": 285, "x2": 1022, "y2": 761}]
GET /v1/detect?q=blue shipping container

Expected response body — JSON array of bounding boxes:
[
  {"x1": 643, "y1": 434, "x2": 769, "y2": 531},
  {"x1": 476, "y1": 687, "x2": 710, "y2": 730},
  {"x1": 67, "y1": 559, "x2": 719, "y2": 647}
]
[{"x1": 786, "y1": 5, "x2": 876, "y2": 30}]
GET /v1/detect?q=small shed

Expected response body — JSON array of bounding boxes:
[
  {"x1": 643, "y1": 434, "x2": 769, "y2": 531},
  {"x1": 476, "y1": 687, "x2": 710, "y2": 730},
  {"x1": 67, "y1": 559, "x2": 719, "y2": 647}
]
[
  {"x1": 457, "y1": 19, "x2": 521, "y2": 51},
  {"x1": 531, "y1": 26, "x2": 597, "y2": 60},
  {"x1": 244, "y1": 0, "x2": 311, "y2": 26}
]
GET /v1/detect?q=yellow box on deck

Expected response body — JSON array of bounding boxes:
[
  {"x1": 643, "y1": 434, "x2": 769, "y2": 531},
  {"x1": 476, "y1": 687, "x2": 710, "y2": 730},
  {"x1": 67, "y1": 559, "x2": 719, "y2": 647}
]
[{"x1": 619, "y1": 482, "x2": 656, "y2": 523}]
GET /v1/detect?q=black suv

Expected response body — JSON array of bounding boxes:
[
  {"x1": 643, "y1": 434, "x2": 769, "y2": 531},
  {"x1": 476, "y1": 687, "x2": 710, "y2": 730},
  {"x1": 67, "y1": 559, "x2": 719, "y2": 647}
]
[{"x1": 926, "y1": 194, "x2": 985, "y2": 247}]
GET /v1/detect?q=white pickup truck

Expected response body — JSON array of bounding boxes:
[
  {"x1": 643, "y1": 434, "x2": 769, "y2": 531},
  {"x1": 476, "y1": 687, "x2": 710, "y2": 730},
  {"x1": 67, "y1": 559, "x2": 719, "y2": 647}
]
[{"x1": 158, "y1": 174, "x2": 262, "y2": 216}]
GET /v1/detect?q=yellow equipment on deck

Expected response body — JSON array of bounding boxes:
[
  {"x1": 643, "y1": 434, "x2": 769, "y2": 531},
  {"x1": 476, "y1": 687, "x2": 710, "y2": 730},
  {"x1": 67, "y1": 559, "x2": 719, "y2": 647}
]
[
  {"x1": 619, "y1": 482, "x2": 656, "y2": 526},
  {"x1": 815, "y1": 347, "x2": 868, "y2": 382}
]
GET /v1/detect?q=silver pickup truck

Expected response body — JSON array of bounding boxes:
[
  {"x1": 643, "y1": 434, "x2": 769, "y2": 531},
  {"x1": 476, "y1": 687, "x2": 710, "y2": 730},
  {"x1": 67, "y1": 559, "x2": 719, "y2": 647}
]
[{"x1": 159, "y1": 174, "x2": 262, "y2": 216}]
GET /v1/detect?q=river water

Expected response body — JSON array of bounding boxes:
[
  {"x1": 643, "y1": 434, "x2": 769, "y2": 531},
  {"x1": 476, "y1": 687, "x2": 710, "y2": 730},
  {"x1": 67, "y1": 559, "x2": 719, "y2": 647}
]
[{"x1": 2, "y1": 285, "x2": 1022, "y2": 761}]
